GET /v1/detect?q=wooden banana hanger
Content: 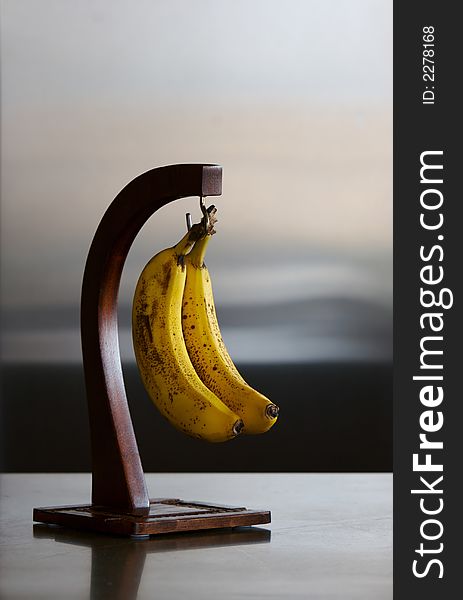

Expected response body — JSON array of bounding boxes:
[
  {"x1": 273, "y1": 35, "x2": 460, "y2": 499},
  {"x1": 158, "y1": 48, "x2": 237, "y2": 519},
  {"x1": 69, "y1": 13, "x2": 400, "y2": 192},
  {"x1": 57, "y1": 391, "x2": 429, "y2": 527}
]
[{"x1": 33, "y1": 164, "x2": 270, "y2": 537}]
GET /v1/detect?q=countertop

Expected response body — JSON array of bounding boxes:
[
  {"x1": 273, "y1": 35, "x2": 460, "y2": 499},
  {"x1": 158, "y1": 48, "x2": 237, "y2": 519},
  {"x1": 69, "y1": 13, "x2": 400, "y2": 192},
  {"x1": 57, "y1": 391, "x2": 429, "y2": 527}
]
[{"x1": 0, "y1": 473, "x2": 392, "y2": 599}]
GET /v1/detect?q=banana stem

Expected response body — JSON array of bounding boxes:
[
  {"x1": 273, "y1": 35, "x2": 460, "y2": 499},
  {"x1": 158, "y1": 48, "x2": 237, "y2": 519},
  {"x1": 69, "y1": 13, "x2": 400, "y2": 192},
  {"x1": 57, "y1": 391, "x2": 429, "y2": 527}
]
[
  {"x1": 188, "y1": 234, "x2": 211, "y2": 268},
  {"x1": 175, "y1": 205, "x2": 217, "y2": 258},
  {"x1": 174, "y1": 223, "x2": 205, "y2": 256}
]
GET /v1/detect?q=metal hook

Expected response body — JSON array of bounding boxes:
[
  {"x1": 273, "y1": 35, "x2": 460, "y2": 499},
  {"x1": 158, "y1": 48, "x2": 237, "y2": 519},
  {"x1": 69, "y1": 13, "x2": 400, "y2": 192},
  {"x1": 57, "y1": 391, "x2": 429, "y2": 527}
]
[{"x1": 185, "y1": 197, "x2": 210, "y2": 233}]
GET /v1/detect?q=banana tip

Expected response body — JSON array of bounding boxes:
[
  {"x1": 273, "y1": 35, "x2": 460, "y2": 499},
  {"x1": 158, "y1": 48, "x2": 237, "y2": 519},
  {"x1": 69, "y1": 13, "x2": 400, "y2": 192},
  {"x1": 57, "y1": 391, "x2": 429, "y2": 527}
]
[
  {"x1": 265, "y1": 404, "x2": 279, "y2": 419},
  {"x1": 232, "y1": 419, "x2": 244, "y2": 436}
]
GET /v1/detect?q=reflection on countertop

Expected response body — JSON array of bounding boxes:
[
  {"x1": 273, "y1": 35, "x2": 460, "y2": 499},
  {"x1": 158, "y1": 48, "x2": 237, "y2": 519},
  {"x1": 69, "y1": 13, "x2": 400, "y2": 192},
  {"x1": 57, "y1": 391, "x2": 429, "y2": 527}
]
[{"x1": 33, "y1": 525, "x2": 271, "y2": 600}]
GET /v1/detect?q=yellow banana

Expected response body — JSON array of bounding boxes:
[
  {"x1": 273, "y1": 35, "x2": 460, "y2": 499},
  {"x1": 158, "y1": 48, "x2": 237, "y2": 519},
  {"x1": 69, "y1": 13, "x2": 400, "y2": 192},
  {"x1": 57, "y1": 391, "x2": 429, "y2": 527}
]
[
  {"x1": 132, "y1": 224, "x2": 243, "y2": 443},
  {"x1": 182, "y1": 234, "x2": 279, "y2": 434}
]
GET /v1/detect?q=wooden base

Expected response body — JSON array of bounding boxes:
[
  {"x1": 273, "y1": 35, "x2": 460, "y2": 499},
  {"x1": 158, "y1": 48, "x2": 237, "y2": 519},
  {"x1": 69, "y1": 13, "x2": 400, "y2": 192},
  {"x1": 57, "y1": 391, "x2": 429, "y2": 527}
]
[{"x1": 33, "y1": 498, "x2": 271, "y2": 537}]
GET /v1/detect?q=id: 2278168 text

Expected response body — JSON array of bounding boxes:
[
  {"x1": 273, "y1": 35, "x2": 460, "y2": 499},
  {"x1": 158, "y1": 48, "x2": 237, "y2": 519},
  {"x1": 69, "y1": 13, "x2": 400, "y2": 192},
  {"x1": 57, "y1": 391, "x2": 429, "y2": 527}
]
[{"x1": 422, "y1": 26, "x2": 436, "y2": 105}]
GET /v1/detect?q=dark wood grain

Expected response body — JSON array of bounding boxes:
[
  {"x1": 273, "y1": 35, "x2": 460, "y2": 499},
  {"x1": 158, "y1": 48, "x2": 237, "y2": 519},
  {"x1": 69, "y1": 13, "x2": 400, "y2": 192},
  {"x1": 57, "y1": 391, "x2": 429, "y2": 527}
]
[
  {"x1": 80, "y1": 164, "x2": 222, "y2": 514},
  {"x1": 33, "y1": 500, "x2": 270, "y2": 536}
]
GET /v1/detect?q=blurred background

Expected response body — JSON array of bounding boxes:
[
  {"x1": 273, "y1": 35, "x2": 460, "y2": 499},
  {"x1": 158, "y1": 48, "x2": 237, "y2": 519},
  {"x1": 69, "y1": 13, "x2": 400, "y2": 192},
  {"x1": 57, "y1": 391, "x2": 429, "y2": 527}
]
[{"x1": 0, "y1": 0, "x2": 392, "y2": 472}]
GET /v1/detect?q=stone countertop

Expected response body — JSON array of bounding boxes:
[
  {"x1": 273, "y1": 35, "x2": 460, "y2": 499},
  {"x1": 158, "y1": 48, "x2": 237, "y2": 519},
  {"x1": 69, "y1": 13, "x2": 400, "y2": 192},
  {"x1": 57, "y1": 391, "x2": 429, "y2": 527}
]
[{"x1": 0, "y1": 473, "x2": 392, "y2": 599}]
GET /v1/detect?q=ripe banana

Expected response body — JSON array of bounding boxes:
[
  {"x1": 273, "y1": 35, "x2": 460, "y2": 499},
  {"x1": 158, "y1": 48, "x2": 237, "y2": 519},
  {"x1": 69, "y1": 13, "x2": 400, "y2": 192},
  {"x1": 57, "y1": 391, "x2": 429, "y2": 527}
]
[
  {"x1": 182, "y1": 233, "x2": 279, "y2": 434},
  {"x1": 132, "y1": 224, "x2": 244, "y2": 443}
]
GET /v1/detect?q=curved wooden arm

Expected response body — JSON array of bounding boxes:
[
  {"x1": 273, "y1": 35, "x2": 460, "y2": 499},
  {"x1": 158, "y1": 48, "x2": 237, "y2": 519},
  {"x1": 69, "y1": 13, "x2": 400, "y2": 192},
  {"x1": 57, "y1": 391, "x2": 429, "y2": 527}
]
[{"x1": 81, "y1": 164, "x2": 222, "y2": 514}]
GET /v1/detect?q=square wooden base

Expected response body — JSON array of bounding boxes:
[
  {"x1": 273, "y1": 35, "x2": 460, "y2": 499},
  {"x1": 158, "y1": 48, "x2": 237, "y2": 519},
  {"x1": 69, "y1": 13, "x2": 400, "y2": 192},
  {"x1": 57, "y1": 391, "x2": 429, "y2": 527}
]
[{"x1": 33, "y1": 498, "x2": 271, "y2": 537}]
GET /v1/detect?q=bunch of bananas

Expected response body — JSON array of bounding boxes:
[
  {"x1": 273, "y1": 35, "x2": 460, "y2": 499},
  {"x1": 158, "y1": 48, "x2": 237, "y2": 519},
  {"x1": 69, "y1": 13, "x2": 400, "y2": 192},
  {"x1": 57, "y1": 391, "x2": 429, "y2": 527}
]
[{"x1": 132, "y1": 206, "x2": 279, "y2": 442}]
